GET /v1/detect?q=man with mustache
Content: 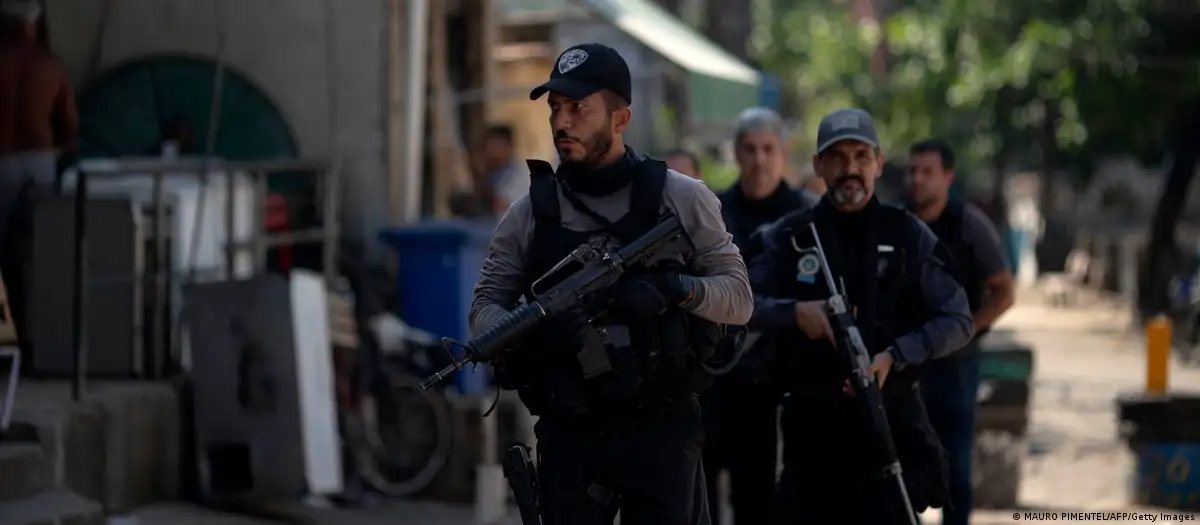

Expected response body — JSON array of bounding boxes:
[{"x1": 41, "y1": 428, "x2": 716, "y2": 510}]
[
  {"x1": 471, "y1": 43, "x2": 753, "y2": 525},
  {"x1": 701, "y1": 106, "x2": 816, "y2": 525},
  {"x1": 746, "y1": 108, "x2": 973, "y2": 524},
  {"x1": 906, "y1": 138, "x2": 1014, "y2": 525}
]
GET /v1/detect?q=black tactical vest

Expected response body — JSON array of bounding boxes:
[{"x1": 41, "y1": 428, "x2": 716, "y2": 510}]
[
  {"x1": 765, "y1": 202, "x2": 932, "y2": 396},
  {"x1": 925, "y1": 201, "x2": 984, "y2": 313},
  {"x1": 502, "y1": 157, "x2": 713, "y2": 416},
  {"x1": 766, "y1": 203, "x2": 952, "y2": 513}
]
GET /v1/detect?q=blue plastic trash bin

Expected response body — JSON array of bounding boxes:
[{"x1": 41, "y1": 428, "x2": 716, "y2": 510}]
[{"x1": 379, "y1": 220, "x2": 498, "y2": 395}]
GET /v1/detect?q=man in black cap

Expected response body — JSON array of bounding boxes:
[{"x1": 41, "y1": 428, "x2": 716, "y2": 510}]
[
  {"x1": 746, "y1": 108, "x2": 972, "y2": 523},
  {"x1": 471, "y1": 43, "x2": 753, "y2": 525}
]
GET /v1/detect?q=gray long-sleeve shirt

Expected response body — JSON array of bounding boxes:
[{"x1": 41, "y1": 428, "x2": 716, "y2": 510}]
[
  {"x1": 746, "y1": 210, "x2": 972, "y2": 365},
  {"x1": 470, "y1": 169, "x2": 754, "y2": 336}
]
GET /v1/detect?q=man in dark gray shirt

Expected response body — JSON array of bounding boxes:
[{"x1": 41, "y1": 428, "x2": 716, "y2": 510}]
[
  {"x1": 748, "y1": 109, "x2": 972, "y2": 523},
  {"x1": 471, "y1": 43, "x2": 752, "y2": 525},
  {"x1": 906, "y1": 138, "x2": 1015, "y2": 525}
]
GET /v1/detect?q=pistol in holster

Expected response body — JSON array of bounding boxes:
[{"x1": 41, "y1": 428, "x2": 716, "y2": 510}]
[{"x1": 503, "y1": 442, "x2": 542, "y2": 525}]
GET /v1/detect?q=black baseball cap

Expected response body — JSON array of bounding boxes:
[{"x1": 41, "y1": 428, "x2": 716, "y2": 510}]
[
  {"x1": 529, "y1": 43, "x2": 632, "y2": 104},
  {"x1": 816, "y1": 108, "x2": 879, "y2": 154}
]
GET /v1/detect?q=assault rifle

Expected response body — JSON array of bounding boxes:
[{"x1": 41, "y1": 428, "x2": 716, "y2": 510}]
[
  {"x1": 419, "y1": 215, "x2": 692, "y2": 390},
  {"x1": 806, "y1": 223, "x2": 921, "y2": 525}
]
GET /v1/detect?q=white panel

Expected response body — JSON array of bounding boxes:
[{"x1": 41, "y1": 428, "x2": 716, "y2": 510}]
[{"x1": 289, "y1": 270, "x2": 344, "y2": 495}]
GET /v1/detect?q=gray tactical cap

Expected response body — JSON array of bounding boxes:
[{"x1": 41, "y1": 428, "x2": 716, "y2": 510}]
[{"x1": 816, "y1": 108, "x2": 879, "y2": 154}]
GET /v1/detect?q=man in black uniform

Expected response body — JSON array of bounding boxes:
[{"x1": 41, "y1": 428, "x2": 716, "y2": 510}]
[
  {"x1": 906, "y1": 138, "x2": 1015, "y2": 525},
  {"x1": 747, "y1": 108, "x2": 973, "y2": 524},
  {"x1": 702, "y1": 106, "x2": 815, "y2": 525},
  {"x1": 471, "y1": 43, "x2": 754, "y2": 525}
]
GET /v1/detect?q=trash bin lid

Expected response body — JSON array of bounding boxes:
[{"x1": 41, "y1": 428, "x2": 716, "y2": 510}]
[
  {"x1": 1118, "y1": 393, "x2": 1200, "y2": 442},
  {"x1": 979, "y1": 346, "x2": 1034, "y2": 382},
  {"x1": 378, "y1": 220, "x2": 498, "y2": 249}
]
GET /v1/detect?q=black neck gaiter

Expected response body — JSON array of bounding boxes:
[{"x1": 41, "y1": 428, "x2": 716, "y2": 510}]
[{"x1": 556, "y1": 146, "x2": 638, "y2": 197}]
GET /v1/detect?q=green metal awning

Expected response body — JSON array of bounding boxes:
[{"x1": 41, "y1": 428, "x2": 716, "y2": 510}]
[{"x1": 581, "y1": 0, "x2": 761, "y2": 127}]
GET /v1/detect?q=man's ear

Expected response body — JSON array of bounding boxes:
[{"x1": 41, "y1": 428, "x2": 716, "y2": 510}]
[
  {"x1": 874, "y1": 149, "x2": 886, "y2": 178},
  {"x1": 946, "y1": 168, "x2": 956, "y2": 182},
  {"x1": 612, "y1": 107, "x2": 632, "y2": 133}
]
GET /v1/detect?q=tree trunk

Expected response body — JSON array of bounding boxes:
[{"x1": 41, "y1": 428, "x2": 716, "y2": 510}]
[
  {"x1": 1140, "y1": 100, "x2": 1200, "y2": 320},
  {"x1": 705, "y1": 2, "x2": 754, "y2": 63}
]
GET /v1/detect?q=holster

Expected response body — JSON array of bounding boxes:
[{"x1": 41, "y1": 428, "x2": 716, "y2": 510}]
[{"x1": 503, "y1": 443, "x2": 543, "y2": 525}]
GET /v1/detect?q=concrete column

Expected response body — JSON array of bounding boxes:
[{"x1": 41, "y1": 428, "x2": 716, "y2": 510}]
[
  {"x1": 401, "y1": 0, "x2": 430, "y2": 223},
  {"x1": 386, "y1": 0, "x2": 408, "y2": 225}
]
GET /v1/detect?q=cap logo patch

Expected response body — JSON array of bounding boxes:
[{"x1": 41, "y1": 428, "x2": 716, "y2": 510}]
[
  {"x1": 830, "y1": 114, "x2": 860, "y2": 131},
  {"x1": 558, "y1": 48, "x2": 589, "y2": 74}
]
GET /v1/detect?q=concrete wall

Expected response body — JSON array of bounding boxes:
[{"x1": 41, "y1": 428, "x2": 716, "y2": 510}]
[
  {"x1": 44, "y1": 0, "x2": 394, "y2": 246},
  {"x1": 491, "y1": 56, "x2": 558, "y2": 163}
]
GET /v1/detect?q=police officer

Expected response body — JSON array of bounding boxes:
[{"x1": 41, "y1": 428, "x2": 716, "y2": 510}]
[
  {"x1": 906, "y1": 138, "x2": 1015, "y2": 525},
  {"x1": 747, "y1": 108, "x2": 973, "y2": 524},
  {"x1": 470, "y1": 43, "x2": 754, "y2": 525},
  {"x1": 701, "y1": 107, "x2": 815, "y2": 525}
]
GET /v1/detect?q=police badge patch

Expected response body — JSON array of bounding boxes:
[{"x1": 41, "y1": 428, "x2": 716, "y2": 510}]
[
  {"x1": 558, "y1": 48, "x2": 589, "y2": 74},
  {"x1": 797, "y1": 253, "x2": 820, "y2": 284}
]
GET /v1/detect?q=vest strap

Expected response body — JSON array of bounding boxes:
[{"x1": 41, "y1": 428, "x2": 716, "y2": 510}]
[
  {"x1": 527, "y1": 159, "x2": 560, "y2": 223},
  {"x1": 528, "y1": 160, "x2": 560, "y2": 261},
  {"x1": 630, "y1": 158, "x2": 667, "y2": 219}
]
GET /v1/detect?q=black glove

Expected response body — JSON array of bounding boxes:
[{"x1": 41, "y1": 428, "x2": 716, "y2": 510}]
[
  {"x1": 606, "y1": 272, "x2": 688, "y2": 321},
  {"x1": 535, "y1": 304, "x2": 590, "y2": 356}
]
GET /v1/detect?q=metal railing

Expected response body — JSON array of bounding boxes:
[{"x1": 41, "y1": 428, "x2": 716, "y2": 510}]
[{"x1": 67, "y1": 157, "x2": 341, "y2": 400}]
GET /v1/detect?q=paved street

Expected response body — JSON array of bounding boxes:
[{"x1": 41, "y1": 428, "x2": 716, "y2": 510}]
[
  {"x1": 921, "y1": 292, "x2": 1200, "y2": 525},
  {"x1": 126, "y1": 291, "x2": 1200, "y2": 524}
]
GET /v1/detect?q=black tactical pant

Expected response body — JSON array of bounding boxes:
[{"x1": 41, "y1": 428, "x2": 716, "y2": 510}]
[
  {"x1": 535, "y1": 398, "x2": 711, "y2": 525},
  {"x1": 774, "y1": 389, "x2": 947, "y2": 524},
  {"x1": 701, "y1": 372, "x2": 777, "y2": 524}
]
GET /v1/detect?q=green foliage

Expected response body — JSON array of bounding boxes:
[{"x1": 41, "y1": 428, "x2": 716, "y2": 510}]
[
  {"x1": 651, "y1": 105, "x2": 680, "y2": 154},
  {"x1": 751, "y1": 0, "x2": 1200, "y2": 175},
  {"x1": 701, "y1": 157, "x2": 738, "y2": 191}
]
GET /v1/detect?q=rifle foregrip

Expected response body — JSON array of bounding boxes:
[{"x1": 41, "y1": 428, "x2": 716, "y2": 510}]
[{"x1": 468, "y1": 302, "x2": 545, "y2": 361}]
